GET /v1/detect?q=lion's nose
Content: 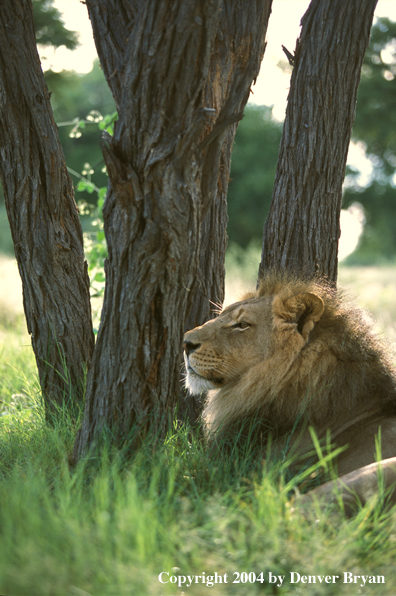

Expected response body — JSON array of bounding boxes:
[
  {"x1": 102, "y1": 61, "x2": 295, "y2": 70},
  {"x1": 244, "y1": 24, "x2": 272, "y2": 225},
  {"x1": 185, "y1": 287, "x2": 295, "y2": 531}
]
[{"x1": 183, "y1": 341, "x2": 200, "y2": 356}]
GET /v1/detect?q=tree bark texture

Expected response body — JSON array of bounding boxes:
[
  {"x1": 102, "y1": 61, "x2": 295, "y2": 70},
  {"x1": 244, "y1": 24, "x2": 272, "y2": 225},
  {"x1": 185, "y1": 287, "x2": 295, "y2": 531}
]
[
  {"x1": 73, "y1": 0, "x2": 272, "y2": 458},
  {"x1": 182, "y1": 2, "x2": 272, "y2": 423},
  {"x1": 259, "y1": 0, "x2": 378, "y2": 283},
  {"x1": 0, "y1": 0, "x2": 95, "y2": 415}
]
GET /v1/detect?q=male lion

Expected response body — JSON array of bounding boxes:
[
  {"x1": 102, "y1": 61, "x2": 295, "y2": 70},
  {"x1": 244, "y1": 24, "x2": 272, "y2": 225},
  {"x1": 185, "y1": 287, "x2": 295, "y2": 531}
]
[{"x1": 183, "y1": 272, "x2": 396, "y2": 512}]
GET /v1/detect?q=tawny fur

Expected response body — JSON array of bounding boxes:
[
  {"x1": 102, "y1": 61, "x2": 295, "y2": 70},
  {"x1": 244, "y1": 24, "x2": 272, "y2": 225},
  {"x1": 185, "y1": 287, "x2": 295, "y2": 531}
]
[{"x1": 183, "y1": 272, "x2": 396, "y2": 476}]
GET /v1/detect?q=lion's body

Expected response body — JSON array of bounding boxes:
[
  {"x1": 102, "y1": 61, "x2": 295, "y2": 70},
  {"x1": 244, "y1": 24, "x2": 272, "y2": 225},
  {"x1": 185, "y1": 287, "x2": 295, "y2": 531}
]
[{"x1": 183, "y1": 273, "x2": 396, "y2": 478}]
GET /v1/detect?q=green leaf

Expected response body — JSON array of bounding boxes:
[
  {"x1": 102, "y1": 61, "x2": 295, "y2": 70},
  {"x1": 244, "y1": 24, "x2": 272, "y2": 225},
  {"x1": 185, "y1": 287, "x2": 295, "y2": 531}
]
[{"x1": 94, "y1": 271, "x2": 106, "y2": 283}]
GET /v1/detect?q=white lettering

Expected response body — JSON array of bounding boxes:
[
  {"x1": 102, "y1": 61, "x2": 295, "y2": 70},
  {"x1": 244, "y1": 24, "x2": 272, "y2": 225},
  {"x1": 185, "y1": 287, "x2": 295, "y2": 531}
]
[
  {"x1": 268, "y1": 572, "x2": 284, "y2": 586},
  {"x1": 360, "y1": 575, "x2": 368, "y2": 587},
  {"x1": 290, "y1": 572, "x2": 300, "y2": 583},
  {"x1": 158, "y1": 572, "x2": 169, "y2": 584},
  {"x1": 214, "y1": 572, "x2": 226, "y2": 583},
  {"x1": 177, "y1": 575, "x2": 186, "y2": 587},
  {"x1": 343, "y1": 572, "x2": 378, "y2": 586}
]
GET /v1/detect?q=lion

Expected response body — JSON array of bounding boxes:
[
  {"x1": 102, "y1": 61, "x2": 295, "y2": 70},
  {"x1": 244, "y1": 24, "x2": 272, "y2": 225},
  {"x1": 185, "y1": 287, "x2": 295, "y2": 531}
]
[{"x1": 183, "y1": 272, "x2": 396, "y2": 512}]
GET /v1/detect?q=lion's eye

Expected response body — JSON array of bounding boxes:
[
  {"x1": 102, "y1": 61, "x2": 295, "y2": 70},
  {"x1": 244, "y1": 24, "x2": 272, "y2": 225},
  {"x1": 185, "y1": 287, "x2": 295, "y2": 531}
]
[{"x1": 233, "y1": 322, "x2": 250, "y2": 330}]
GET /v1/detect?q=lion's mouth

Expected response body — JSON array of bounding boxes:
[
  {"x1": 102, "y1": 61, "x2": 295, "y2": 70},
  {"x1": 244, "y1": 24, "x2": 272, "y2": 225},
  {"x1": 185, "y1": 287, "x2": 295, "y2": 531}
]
[
  {"x1": 208, "y1": 375, "x2": 224, "y2": 386},
  {"x1": 186, "y1": 364, "x2": 224, "y2": 389}
]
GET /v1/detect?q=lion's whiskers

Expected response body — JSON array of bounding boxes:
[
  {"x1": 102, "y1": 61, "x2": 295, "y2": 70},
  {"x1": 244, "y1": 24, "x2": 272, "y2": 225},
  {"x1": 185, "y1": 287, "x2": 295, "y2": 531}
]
[{"x1": 209, "y1": 299, "x2": 223, "y2": 316}]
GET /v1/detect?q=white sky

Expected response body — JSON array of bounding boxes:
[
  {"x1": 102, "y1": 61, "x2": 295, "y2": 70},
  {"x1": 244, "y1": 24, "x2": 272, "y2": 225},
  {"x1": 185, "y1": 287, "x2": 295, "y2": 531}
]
[
  {"x1": 47, "y1": 0, "x2": 396, "y2": 260},
  {"x1": 50, "y1": 0, "x2": 396, "y2": 107}
]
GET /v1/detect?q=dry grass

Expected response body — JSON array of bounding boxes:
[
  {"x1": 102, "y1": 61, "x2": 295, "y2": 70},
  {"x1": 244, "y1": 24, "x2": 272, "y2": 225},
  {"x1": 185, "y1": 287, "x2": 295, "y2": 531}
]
[
  {"x1": 0, "y1": 256, "x2": 24, "y2": 316},
  {"x1": 224, "y1": 247, "x2": 396, "y2": 347},
  {"x1": 338, "y1": 265, "x2": 396, "y2": 345},
  {"x1": 0, "y1": 252, "x2": 395, "y2": 345}
]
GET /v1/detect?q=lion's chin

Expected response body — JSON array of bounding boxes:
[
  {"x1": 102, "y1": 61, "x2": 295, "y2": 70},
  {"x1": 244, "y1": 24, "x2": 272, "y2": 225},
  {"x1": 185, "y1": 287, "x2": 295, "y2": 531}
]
[{"x1": 185, "y1": 369, "x2": 222, "y2": 394}]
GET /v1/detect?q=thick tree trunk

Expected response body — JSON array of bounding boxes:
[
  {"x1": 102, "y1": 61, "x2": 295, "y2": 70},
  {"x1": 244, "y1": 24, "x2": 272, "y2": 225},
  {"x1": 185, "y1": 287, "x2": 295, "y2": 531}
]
[
  {"x1": 73, "y1": 0, "x2": 271, "y2": 458},
  {"x1": 0, "y1": 0, "x2": 95, "y2": 415},
  {"x1": 259, "y1": 0, "x2": 378, "y2": 283}
]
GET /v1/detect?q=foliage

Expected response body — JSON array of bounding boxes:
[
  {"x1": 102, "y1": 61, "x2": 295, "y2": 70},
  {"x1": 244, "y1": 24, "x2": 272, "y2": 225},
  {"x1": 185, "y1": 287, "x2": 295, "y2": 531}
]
[
  {"x1": 227, "y1": 106, "x2": 282, "y2": 248},
  {"x1": 352, "y1": 18, "x2": 396, "y2": 176},
  {"x1": 69, "y1": 112, "x2": 118, "y2": 309},
  {"x1": 33, "y1": 0, "x2": 79, "y2": 50},
  {"x1": 48, "y1": 61, "x2": 116, "y2": 204},
  {"x1": 226, "y1": 18, "x2": 396, "y2": 262},
  {"x1": 33, "y1": 4, "x2": 116, "y2": 202},
  {"x1": 0, "y1": 206, "x2": 14, "y2": 255},
  {"x1": 344, "y1": 183, "x2": 396, "y2": 263},
  {"x1": 344, "y1": 17, "x2": 396, "y2": 262}
]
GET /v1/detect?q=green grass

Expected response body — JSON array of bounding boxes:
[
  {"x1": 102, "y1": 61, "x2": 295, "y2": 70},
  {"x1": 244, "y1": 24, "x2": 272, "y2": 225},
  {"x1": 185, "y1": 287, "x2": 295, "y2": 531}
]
[
  {"x1": 1, "y1": 397, "x2": 396, "y2": 596},
  {"x1": 0, "y1": 350, "x2": 396, "y2": 594},
  {"x1": 0, "y1": 312, "x2": 38, "y2": 419},
  {"x1": 0, "y1": 205, "x2": 14, "y2": 256},
  {"x1": 1, "y1": 258, "x2": 396, "y2": 594}
]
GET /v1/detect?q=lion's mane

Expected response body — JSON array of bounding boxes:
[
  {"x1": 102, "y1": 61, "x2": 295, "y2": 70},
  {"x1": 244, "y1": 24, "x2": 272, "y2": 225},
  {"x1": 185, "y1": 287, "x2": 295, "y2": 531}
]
[{"x1": 203, "y1": 273, "x2": 396, "y2": 440}]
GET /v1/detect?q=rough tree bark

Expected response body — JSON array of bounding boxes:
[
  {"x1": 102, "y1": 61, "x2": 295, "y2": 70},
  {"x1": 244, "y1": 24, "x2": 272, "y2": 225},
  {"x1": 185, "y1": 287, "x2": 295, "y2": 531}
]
[
  {"x1": 259, "y1": 0, "x2": 378, "y2": 283},
  {"x1": 182, "y1": 2, "x2": 273, "y2": 423},
  {"x1": 0, "y1": 0, "x2": 95, "y2": 415},
  {"x1": 73, "y1": 0, "x2": 272, "y2": 458}
]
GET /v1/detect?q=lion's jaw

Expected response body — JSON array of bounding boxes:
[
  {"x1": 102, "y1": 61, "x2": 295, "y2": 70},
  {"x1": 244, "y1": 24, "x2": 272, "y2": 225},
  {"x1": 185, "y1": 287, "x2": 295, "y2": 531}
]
[{"x1": 184, "y1": 355, "x2": 219, "y2": 394}]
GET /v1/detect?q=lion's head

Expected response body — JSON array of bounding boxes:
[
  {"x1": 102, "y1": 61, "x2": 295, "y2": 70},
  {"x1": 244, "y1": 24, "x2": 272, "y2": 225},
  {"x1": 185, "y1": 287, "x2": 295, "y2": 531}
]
[{"x1": 183, "y1": 273, "x2": 396, "y2": 476}]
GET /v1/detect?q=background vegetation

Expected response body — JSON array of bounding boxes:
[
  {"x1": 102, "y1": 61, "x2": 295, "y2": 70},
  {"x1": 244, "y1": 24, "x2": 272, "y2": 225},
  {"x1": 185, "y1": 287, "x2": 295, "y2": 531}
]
[
  {"x1": 343, "y1": 17, "x2": 396, "y2": 263},
  {"x1": 0, "y1": 2, "x2": 395, "y2": 594}
]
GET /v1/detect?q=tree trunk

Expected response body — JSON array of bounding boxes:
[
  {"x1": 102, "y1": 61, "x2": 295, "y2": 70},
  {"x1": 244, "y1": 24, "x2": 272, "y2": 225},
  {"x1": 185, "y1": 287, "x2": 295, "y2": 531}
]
[
  {"x1": 73, "y1": 0, "x2": 272, "y2": 458},
  {"x1": 0, "y1": 0, "x2": 95, "y2": 416},
  {"x1": 259, "y1": 0, "x2": 378, "y2": 284},
  {"x1": 181, "y1": 2, "x2": 272, "y2": 423}
]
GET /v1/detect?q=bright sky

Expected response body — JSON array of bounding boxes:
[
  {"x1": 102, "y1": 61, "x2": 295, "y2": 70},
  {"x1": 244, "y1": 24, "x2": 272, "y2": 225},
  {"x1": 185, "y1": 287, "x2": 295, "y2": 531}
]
[
  {"x1": 47, "y1": 0, "x2": 396, "y2": 261},
  {"x1": 50, "y1": 0, "x2": 396, "y2": 100}
]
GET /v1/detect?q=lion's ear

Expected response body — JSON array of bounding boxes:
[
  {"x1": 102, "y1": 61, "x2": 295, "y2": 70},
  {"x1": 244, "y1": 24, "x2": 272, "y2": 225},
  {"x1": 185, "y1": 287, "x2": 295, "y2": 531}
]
[{"x1": 275, "y1": 292, "x2": 324, "y2": 341}]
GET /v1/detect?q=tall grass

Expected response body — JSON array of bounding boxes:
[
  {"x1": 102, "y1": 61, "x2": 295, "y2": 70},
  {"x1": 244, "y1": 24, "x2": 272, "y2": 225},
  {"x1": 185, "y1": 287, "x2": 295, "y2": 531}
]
[
  {"x1": 0, "y1": 309, "x2": 38, "y2": 420},
  {"x1": 1, "y1": 355, "x2": 396, "y2": 593},
  {"x1": 1, "y1": 255, "x2": 396, "y2": 594},
  {"x1": 2, "y1": 395, "x2": 396, "y2": 595}
]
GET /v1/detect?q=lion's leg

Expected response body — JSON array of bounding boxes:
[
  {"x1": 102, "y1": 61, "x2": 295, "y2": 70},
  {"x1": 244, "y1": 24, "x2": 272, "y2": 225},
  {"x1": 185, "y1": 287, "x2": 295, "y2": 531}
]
[{"x1": 296, "y1": 457, "x2": 396, "y2": 517}]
